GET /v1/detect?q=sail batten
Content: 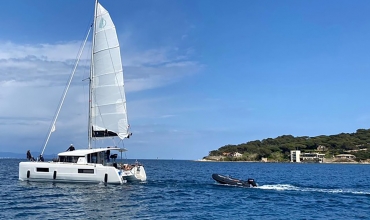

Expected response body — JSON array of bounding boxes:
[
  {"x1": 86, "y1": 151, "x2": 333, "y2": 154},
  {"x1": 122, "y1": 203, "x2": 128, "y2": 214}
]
[
  {"x1": 90, "y1": 3, "x2": 129, "y2": 140},
  {"x1": 93, "y1": 46, "x2": 120, "y2": 54}
]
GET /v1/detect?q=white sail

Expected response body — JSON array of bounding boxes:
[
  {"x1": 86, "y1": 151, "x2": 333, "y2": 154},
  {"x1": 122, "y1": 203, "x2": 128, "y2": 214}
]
[{"x1": 91, "y1": 3, "x2": 129, "y2": 140}]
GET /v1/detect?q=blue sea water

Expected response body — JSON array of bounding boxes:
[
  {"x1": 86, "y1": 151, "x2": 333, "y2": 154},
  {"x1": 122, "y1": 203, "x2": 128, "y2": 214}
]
[{"x1": 0, "y1": 159, "x2": 369, "y2": 220}]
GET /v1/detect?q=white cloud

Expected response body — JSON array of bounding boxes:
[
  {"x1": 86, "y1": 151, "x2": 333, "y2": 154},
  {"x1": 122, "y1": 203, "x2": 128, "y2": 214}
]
[
  {"x1": 164, "y1": 61, "x2": 199, "y2": 67},
  {"x1": 159, "y1": 114, "x2": 176, "y2": 118},
  {"x1": 0, "y1": 41, "x2": 90, "y2": 62},
  {"x1": 0, "y1": 33, "x2": 202, "y2": 154}
]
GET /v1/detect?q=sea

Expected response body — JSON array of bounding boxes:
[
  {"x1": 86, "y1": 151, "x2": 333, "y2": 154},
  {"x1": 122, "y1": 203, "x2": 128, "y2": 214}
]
[{"x1": 0, "y1": 159, "x2": 369, "y2": 220}]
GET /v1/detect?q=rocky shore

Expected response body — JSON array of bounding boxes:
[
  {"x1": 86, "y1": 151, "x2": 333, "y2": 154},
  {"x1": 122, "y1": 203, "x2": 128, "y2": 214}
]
[{"x1": 197, "y1": 157, "x2": 370, "y2": 164}]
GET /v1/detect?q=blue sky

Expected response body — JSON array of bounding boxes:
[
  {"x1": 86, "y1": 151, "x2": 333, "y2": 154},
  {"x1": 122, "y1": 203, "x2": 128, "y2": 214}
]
[{"x1": 1, "y1": 0, "x2": 370, "y2": 160}]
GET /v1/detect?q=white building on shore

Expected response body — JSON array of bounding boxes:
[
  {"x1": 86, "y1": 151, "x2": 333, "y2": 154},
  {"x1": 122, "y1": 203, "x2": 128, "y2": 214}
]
[
  {"x1": 335, "y1": 154, "x2": 356, "y2": 160},
  {"x1": 290, "y1": 150, "x2": 301, "y2": 162},
  {"x1": 301, "y1": 152, "x2": 325, "y2": 163},
  {"x1": 290, "y1": 150, "x2": 326, "y2": 163}
]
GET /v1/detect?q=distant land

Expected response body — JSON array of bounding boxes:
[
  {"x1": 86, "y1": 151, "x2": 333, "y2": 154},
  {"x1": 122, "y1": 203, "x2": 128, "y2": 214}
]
[
  {"x1": 0, "y1": 152, "x2": 56, "y2": 159},
  {"x1": 204, "y1": 128, "x2": 370, "y2": 163}
]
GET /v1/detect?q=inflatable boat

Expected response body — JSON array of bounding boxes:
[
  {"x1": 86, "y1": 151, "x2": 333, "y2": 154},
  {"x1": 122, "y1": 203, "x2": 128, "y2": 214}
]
[{"x1": 212, "y1": 173, "x2": 257, "y2": 187}]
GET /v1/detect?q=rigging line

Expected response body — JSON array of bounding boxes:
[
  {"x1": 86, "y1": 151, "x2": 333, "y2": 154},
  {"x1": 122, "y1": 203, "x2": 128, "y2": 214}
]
[
  {"x1": 81, "y1": 24, "x2": 93, "y2": 148},
  {"x1": 111, "y1": 136, "x2": 117, "y2": 147},
  {"x1": 40, "y1": 26, "x2": 93, "y2": 156},
  {"x1": 38, "y1": 29, "x2": 91, "y2": 156}
]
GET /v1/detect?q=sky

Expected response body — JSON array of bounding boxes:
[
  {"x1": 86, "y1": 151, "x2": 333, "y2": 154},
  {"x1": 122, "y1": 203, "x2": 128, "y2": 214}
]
[{"x1": 1, "y1": 0, "x2": 370, "y2": 160}]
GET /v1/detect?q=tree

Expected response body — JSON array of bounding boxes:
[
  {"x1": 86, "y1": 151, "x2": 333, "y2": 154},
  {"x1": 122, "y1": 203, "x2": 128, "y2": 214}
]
[{"x1": 207, "y1": 128, "x2": 370, "y2": 161}]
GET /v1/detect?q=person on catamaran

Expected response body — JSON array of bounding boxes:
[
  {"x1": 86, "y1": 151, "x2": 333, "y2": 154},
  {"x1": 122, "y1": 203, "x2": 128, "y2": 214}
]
[
  {"x1": 26, "y1": 150, "x2": 35, "y2": 161},
  {"x1": 39, "y1": 154, "x2": 44, "y2": 162},
  {"x1": 106, "y1": 150, "x2": 110, "y2": 162},
  {"x1": 66, "y1": 144, "x2": 75, "y2": 151}
]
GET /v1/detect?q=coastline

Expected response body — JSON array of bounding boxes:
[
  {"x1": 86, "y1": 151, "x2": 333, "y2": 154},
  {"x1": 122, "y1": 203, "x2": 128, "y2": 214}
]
[{"x1": 195, "y1": 158, "x2": 370, "y2": 164}]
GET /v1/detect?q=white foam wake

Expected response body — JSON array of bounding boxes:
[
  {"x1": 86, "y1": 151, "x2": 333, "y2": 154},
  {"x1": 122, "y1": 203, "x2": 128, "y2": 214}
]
[
  {"x1": 257, "y1": 184, "x2": 370, "y2": 195},
  {"x1": 258, "y1": 184, "x2": 298, "y2": 191}
]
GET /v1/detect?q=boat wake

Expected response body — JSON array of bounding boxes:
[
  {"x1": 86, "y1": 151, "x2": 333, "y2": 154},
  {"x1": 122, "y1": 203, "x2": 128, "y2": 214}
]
[{"x1": 258, "y1": 184, "x2": 370, "y2": 195}]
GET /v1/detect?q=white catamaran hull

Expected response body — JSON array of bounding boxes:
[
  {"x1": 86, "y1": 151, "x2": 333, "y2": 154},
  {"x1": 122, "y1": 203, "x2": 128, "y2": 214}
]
[{"x1": 19, "y1": 161, "x2": 145, "y2": 184}]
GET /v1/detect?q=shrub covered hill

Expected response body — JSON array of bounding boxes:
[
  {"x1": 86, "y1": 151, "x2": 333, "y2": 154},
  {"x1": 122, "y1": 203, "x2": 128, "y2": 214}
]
[{"x1": 204, "y1": 129, "x2": 370, "y2": 162}]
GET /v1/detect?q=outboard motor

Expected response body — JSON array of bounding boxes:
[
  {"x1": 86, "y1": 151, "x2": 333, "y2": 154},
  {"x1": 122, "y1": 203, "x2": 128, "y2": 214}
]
[{"x1": 247, "y1": 178, "x2": 257, "y2": 187}]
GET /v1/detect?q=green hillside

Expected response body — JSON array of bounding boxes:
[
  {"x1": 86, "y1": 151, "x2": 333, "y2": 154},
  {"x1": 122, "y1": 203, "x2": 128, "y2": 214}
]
[{"x1": 205, "y1": 129, "x2": 370, "y2": 162}]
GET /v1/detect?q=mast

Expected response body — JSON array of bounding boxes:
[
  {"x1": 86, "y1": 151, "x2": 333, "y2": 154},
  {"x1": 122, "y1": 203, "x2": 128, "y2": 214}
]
[{"x1": 88, "y1": 0, "x2": 99, "y2": 149}]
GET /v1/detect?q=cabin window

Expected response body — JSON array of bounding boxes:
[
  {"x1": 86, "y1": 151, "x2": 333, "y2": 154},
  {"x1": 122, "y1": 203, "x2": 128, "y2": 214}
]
[
  {"x1": 87, "y1": 153, "x2": 98, "y2": 163},
  {"x1": 36, "y1": 168, "x2": 49, "y2": 172},
  {"x1": 78, "y1": 169, "x2": 94, "y2": 174},
  {"x1": 59, "y1": 156, "x2": 79, "y2": 163},
  {"x1": 59, "y1": 156, "x2": 66, "y2": 162}
]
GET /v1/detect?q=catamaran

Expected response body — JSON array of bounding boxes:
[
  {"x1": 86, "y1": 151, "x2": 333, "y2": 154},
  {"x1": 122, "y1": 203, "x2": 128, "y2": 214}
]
[{"x1": 19, "y1": 0, "x2": 146, "y2": 184}]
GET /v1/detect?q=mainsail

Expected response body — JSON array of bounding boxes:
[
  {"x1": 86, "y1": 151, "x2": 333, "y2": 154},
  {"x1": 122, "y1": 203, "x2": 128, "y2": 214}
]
[{"x1": 90, "y1": 3, "x2": 129, "y2": 140}]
